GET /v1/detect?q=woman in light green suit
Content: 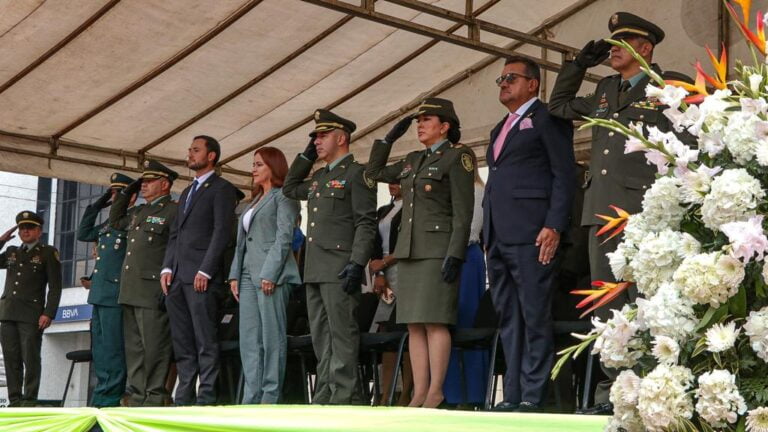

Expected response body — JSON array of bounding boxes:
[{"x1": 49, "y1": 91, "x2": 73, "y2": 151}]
[{"x1": 229, "y1": 147, "x2": 301, "y2": 404}]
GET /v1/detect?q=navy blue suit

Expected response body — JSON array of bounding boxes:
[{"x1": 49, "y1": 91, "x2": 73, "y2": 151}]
[
  {"x1": 482, "y1": 98, "x2": 575, "y2": 406},
  {"x1": 163, "y1": 172, "x2": 238, "y2": 405}
]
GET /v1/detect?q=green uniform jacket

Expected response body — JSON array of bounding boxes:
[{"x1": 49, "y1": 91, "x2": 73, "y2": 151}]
[
  {"x1": 366, "y1": 139, "x2": 475, "y2": 261},
  {"x1": 282, "y1": 154, "x2": 377, "y2": 283},
  {"x1": 0, "y1": 241, "x2": 62, "y2": 323},
  {"x1": 549, "y1": 61, "x2": 677, "y2": 225},
  {"x1": 111, "y1": 194, "x2": 178, "y2": 309},
  {"x1": 77, "y1": 203, "x2": 130, "y2": 307}
]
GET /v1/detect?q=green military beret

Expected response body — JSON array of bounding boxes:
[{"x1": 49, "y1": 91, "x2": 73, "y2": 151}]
[
  {"x1": 608, "y1": 12, "x2": 665, "y2": 45},
  {"x1": 141, "y1": 159, "x2": 179, "y2": 182},
  {"x1": 109, "y1": 172, "x2": 135, "y2": 189},
  {"x1": 414, "y1": 97, "x2": 460, "y2": 127},
  {"x1": 16, "y1": 211, "x2": 43, "y2": 228},
  {"x1": 310, "y1": 109, "x2": 357, "y2": 136}
]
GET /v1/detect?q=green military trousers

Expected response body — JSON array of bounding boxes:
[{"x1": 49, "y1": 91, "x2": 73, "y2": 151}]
[
  {"x1": 306, "y1": 282, "x2": 360, "y2": 405},
  {"x1": 90, "y1": 305, "x2": 126, "y2": 407},
  {"x1": 0, "y1": 320, "x2": 41, "y2": 406},
  {"x1": 122, "y1": 305, "x2": 172, "y2": 406}
]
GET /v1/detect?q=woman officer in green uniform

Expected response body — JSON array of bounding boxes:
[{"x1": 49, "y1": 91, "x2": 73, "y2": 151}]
[{"x1": 366, "y1": 98, "x2": 475, "y2": 408}]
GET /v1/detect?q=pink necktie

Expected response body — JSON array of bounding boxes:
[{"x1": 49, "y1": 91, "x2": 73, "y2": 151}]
[{"x1": 492, "y1": 113, "x2": 519, "y2": 161}]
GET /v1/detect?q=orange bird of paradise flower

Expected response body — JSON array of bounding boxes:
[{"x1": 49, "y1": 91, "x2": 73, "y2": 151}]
[
  {"x1": 571, "y1": 281, "x2": 634, "y2": 318},
  {"x1": 595, "y1": 205, "x2": 629, "y2": 244},
  {"x1": 727, "y1": 0, "x2": 765, "y2": 55}
]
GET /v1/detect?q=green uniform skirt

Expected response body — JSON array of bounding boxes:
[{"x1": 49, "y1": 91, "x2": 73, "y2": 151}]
[{"x1": 396, "y1": 258, "x2": 458, "y2": 325}]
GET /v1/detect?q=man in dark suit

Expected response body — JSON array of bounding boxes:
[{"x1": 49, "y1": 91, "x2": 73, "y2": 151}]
[
  {"x1": 160, "y1": 135, "x2": 239, "y2": 405},
  {"x1": 483, "y1": 56, "x2": 575, "y2": 412}
]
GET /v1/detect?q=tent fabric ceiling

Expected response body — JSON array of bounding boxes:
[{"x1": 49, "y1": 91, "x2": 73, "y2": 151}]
[{"x1": 0, "y1": 0, "x2": 708, "y2": 190}]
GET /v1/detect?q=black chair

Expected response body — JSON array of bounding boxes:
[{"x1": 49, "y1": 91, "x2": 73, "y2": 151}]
[
  {"x1": 286, "y1": 334, "x2": 316, "y2": 403},
  {"x1": 449, "y1": 290, "x2": 500, "y2": 410},
  {"x1": 61, "y1": 349, "x2": 93, "y2": 407},
  {"x1": 358, "y1": 330, "x2": 408, "y2": 405}
]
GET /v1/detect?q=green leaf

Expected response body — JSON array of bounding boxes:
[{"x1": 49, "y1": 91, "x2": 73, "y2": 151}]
[
  {"x1": 757, "y1": 274, "x2": 767, "y2": 298},
  {"x1": 696, "y1": 304, "x2": 729, "y2": 332},
  {"x1": 729, "y1": 284, "x2": 747, "y2": 319},
  {"x1": 736, "y1": 415, "x2": 746, "y2": 432}
]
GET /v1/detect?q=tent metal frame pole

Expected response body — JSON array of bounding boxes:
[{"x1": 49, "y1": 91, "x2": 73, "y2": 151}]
[
  {"x1": 219, "y1": 0, "x2": 502, "y2": 165},
  {"x1": 139, "y1": 13, "x2": 357, "y2": 154},
  {"x1": 386, "y1": 0, "x2": 577, "y2": 55},
  {"x1": 348, "y1": 0, "x2": 599, "y2": 145},
  {"x1": 298, "y1": 0, "x2": 601, "y2": 82},
  {"x1": 52, "y1": 0, "x2": 267, "y2": 140},
  {"x1": 0, "y1": 0, "x2": 122, "y2": 96},
  {"x1": 0, "y1": 130, "x2": 250, "y2": 178}
]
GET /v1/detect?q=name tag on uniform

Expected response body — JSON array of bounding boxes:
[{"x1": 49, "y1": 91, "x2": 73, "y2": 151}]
[{"x1": 145, "y1": 216, "x2": 166, "y2": 224}]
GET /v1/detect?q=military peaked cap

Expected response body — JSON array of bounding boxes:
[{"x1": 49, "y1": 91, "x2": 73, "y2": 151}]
[
  {"x1": 141, "y1": 160, "x2": 179, "y2": 182},
  {"x1": 609, "y1": 12, "x2": 665, "y2": 45},
  {"x1": 414, "y1": 97, "x2": 460, "y2": 126},
  {"x1": 16, "y1": 211, "x2": 43, "y2": 227},
  {"x1": 311, "y1": 109, "x2": 357, "y2": 136},
  {"x1": 109, "y1": 172, "x2": 134, "y2": 189}
]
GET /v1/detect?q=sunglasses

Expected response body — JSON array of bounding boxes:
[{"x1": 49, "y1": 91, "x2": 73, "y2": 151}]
[{"x1": 495, "y1": 72, "x2": 532, "y2": 86}]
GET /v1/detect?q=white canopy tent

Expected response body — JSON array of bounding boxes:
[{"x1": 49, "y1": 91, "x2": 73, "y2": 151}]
[{"x1": 0, "y1": 0, "x2": 735, "y2": 191}]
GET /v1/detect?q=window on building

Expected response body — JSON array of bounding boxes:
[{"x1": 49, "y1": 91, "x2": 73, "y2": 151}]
[{"x1": 53, "y1": 180, "x2": 109, "y2": 289}]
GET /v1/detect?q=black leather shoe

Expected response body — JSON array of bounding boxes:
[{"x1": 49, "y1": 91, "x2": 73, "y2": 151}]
[
  {"x1": 577, "y1": 402, "x2": 613, "y2": 415},
  {"x1": 515, "y1": 401, "x2": 540, "y2": 413},
  {"x1": 491, "y1": 401, "x2": 519, "y2": 412}
]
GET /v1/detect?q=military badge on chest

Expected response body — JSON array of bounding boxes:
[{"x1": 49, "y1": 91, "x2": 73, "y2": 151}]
[
  {"x1": 307, "y1": 181, "x2": 319, "y2": 199},
  {"x1": 30, "y1": 255, "x2": 42, "y2": 265},
  {"x1": 326, "y1": 180, "x2": 346, "y2": 189},
  {"x1": 7, "y1": 252, "x2": 16, "y2": 265},
  {"x1": 595, "y1": 93, "x2": 609, "y2": 115},
  {"x1": 399, "y1": 164, "x2": 413, "y2": 178}
]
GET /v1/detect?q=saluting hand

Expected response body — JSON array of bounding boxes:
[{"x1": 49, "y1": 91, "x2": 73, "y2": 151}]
[
  {"x1": 229, "y1": 280, "x2": 239, "y2": 302},
  {"x1": 574, "y1": 39, "x2": 611, "y2": 69},
  {"x1": 536, "y1": 227, "x2": 560, "y2": 265},
  {"x1": 0, "y1": 225, "x2": 17, "y2": 243},
  {"x1": 384, "y1": 115, "x2": 414, "y2": 145},
  {"x1": 303, "y1": 136, "x2": 319, "y2": 162}
]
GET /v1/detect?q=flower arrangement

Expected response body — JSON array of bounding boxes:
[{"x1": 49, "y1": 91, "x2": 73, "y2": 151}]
[{"x1": 553, "y1": 1, "x2": 768, "y2": 430}]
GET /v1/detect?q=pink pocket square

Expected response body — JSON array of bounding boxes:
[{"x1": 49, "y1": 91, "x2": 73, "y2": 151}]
[{"x1": 519, "y1": 118, "x2": 534, "y2": 130}]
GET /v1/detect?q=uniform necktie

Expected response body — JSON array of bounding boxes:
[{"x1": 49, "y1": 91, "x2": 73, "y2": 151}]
[
  {"x1": 492, "y1": 112, "x2": 519, "y2": 161},
  {"x1": 184, "y1": 180, "x2": 199, "y2": 213},
  {"x1": 619, "y1": 80, "x2": 631, "y2": 93}
]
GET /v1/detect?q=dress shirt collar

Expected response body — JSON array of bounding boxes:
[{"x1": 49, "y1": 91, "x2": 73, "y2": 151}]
[{"x1": 327, "y1": 153, "x2": 353, "y2": 171}]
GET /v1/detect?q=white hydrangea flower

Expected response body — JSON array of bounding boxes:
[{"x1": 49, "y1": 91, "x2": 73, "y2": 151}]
[
  {"x1": 628, "y1": 230, "x2": 699, "y2": 297},
  {"x1": 678, "y1": 164, "x2": 722, "y2": 204},
  {"x1": 705, "y1": 322, "x2": 740, "y2": 353},
  {"x1": 606, "y1": 370, "x2": 645, "y2": 432},
  {"x1": 607, "y1": 240, "x2": 634, "y2": 281},
  {"x1": 636, "y1": 282, "x2": 697, "y2": 342},
  {"x1": 637, "y1": 364, "x2": 695, "y2": 431},
  {"x1": 744, "y1": 307, "x2": 768, "y2": 362},
  {"x1": 701, "y1": 168, "x2": 764, "y2": 230},
  {"x1": 640, "y1": 177, "x2": 685, "y2": 231},
  {"x1": 673, "y1": 252, "x2": 745, "y2": 307},
  {"x1": 747, "y1": 406, "x2": 768, "y2": 432},
  {"x1": 623, "y1": 212, "x2": 653, "y2": 244},
  {"x1": 695, "y1": 369, "x2": 747, "y2": 428},
  {"x1": 651, "y1": 335, "x2": 680, "y2": 364},
  {"x1": 591, "y1": 305, "x2": 643, "y2": 369}
]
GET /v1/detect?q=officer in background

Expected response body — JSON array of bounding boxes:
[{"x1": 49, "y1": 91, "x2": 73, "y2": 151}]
[
  {"x1": 0, "y1": 211, "x2": 62, "y2": 407},
  {"x1": 548, "y1": 12, "x2": 675, "y2": 414},
  {"x1": 111, "y1": 160, "x2": 178, "y2": 407},
  {"x1": 76, "y1": 172, "x2": 136, "y2": 407},
  {"x1": 283, "y1": 109, "x2": 377, "y2": 405}
]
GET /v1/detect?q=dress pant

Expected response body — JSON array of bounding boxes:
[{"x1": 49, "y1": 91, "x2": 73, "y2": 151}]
[
  {"x1": 91, "y1": 305, "x2": 126, "y2": 407},
  {"x1": 0, "y1": 320, "x2": 41, "y2": 406},
  {"x1": 587, "y1": 225, "x2": 637, "y2": 405},
  {"x1": 239, "y1": 270, "x2": 291, "y2": 404},
  {"x1": 123, "y1": 305, "x2": 172, "y2": 406},
  {"x1": 487, "y1": 241, "x2": 556, "y2": 406},
  {"x1": 306, "y1": 282, "x2": 360, "y2": 405},
  {"x1": 166, "y1": 279, "x2": 220, "y2": 405}
]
